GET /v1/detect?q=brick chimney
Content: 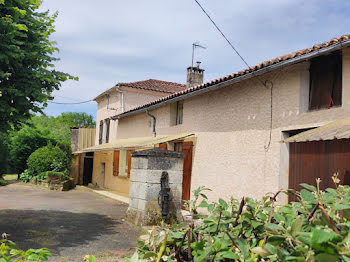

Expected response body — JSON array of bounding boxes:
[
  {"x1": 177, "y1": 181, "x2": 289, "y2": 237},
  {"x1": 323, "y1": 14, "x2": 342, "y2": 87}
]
[{"x1": 187, "y1": 61, "x2": 204, "y2": 88}]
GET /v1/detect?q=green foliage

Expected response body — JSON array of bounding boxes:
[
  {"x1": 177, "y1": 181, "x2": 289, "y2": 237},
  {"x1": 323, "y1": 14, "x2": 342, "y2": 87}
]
[
  {"x1": 30, "y1": 113, "x2": 95, "y2": 142},
  {"x1": 0, "y1": 0, "x2": 77, "y2": 132},
  {"x1": 0, "y1": 178, "x2": 8, "y2": 186},
  {"x1": 27, "y1": 145, "x2": 68, "y2": 176},
  {"x1": 133, "y1": 177, "x2": 350, "y2": 261},
  {"x1": 0, "y1": 132, "x2": 9, "y2": 174},
  {"x1": 19, "y1": 169, "x2": 34, "y2": 183},
  {"x1": 0, "y1": 239, "x2": 51, "y2": 261},
  {"x1": 8, "y1": 127, "x2": 55, "y2": 174},
  {"x1": 5, "y1": 112, "x2": 92, "y2": 174}
]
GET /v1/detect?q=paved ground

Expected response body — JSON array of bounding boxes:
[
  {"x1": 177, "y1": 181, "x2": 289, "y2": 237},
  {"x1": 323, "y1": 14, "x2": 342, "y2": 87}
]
[{"x1": 0, "y1": 182, "x2": 141, "y2": 261}]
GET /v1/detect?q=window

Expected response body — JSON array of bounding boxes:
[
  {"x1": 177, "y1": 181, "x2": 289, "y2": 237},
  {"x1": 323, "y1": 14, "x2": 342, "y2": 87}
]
[
  {"x1": 174, "y1": 142, "x2": 183, "y2": 153},
  {"x1": 99, "y1": 120, "x2": 103, "y2": 145},
  {"x1": 117, "y1": 150, "x2": 133, "y2": 178},
  {"x1": 99, "y1": 118, "x2": 110, "y2": 144},
  {"x1": 170, "y1": 101, "x2": 183, "y2": 126},
  {"x1": 309, "y1": 52, "x2": 342, "y2": 110}
]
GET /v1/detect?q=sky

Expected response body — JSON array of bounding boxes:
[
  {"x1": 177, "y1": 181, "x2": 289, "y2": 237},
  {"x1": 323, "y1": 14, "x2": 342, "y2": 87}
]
[{"x1": 40, "y1": 0, "x2": 350, "y2": 119}]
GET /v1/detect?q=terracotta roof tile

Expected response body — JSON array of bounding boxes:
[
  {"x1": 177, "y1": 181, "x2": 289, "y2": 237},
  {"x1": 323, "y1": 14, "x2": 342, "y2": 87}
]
[
  {"x1": 119, "y1": 79, "x2": 186, "y2": 94},
  {"x1": 116, "y1": 34, "x2": 350, "y2": 119}
]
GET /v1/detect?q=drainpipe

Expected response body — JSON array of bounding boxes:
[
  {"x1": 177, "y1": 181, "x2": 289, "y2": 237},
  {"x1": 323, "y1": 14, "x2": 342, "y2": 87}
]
[
  {"x1": 115, "y1": 86, "x2": 124, "y2": 113},
  {"x1": 146, "y1": 110, "x2": 156, "y2": 137}
]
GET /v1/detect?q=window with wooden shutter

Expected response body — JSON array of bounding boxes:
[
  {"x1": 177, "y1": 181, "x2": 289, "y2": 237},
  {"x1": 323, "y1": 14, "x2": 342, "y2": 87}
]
[
  {"x1": 309, "y1": 52, "x2": 342, "y2": 110},
  {"x1": 113, "y1": 151, "x2": 119, "y2": 176},
  {"x1": 106, "y1": 118, "x2": 110, "y2": 143},
  {"x1": 99, "y1": 120, "x2": 103, "y2": 145}
]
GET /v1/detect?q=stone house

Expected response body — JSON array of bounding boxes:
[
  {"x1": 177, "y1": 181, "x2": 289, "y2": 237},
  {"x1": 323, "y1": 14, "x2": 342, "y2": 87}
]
[
  {"x1": 75, "y1": 79, "x2": 187, "y2": 198},
  {"x1": 83, "y1": 34, "x2": 350, "y2": 204}
]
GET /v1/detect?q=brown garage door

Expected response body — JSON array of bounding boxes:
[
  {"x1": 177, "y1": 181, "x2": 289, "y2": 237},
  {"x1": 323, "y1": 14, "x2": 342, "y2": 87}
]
[{"x1": 289, "y1": 139, "x2": 350, "y2": 201}]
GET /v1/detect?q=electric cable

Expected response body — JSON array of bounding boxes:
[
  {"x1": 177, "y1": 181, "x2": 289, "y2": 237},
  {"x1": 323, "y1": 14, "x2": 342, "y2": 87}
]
[
  {"x1": 48, "y1": 99, "x2": 94, "y2": 105},
  {"x1": 193, "y1": 0, "x2": 274, "y2": 151}
]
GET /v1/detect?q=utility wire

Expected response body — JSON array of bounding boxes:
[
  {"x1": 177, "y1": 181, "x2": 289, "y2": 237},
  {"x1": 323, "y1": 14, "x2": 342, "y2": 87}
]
[
  {"x1": 193, "y1": 0, "x2": 274, "y2": 151},
  {"x1": 193, "y1": 0, "x2": 251, "y2": 69},
  {"x1": 48, "y1": 99, "x2": 94, "y2": 105}
]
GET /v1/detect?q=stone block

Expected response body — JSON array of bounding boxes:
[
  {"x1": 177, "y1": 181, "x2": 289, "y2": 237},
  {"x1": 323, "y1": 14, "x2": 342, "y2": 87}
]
[
  {"x1": 147, "y1": 157, "x2": 180, "y2": 170},
  {"x1": 129, "y1": 198, "x2": 139, "y2": 209},
  {"x1": 130, "y1": 169, "x2": 147, "y2": 183}
]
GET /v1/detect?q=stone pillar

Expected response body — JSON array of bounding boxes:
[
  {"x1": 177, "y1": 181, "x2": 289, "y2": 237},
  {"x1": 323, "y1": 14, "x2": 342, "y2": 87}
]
[{"x1": 126, "y1": 148, "x2": 184, "y2": 226}]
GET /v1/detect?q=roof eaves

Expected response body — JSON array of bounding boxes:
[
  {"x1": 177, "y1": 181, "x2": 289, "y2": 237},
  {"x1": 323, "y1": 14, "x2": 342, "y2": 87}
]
[{"x1": 113, "y1": 38, "x2": 350, "y2": 120}]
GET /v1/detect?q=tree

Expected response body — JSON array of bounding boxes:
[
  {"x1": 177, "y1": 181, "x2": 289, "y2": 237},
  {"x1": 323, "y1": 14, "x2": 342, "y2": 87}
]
[
  {"x1": 8, "y1": 126, "x2": 54, "y2": 174},
  {"x1": 0, "y1": 0, "x2": 76, "y2": 132},
  {"x1": 4, "y1": 112, "x2": 95, "y2": 175}
]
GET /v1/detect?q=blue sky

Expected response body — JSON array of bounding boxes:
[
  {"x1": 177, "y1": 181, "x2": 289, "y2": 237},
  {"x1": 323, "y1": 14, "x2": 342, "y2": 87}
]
[{"x1": 40, "y1": 0, "x2": 350, "y2": 119}]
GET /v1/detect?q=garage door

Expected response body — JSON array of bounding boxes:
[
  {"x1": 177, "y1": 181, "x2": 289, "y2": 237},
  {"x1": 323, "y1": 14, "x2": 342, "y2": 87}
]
[{"x1": 289, "y1": 139, "x2": 350, "y2": 201}]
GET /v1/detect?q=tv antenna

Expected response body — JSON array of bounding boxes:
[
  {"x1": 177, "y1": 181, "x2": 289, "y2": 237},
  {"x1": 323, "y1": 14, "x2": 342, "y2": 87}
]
[{"x1": 191, "y1": 41, "x2": 206, "y2": 69}]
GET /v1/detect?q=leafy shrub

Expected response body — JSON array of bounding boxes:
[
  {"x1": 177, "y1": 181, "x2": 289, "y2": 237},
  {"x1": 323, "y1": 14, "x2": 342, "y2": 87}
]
[
  {"x1": 0, "y1": 239, "x2": 51, "y2": 261},
  {"x1": 20, "y1": 169, "x2": 35, "y2": 183},
  {"x1": 8, "y1": 128, "x2": 56, "y2": 174},
  {"x1": 27, "y1": 145, "x2": 68, "y2": 175},
  {"x1": 0, "y1": 178, "x2": 8, "y2": 186},
  {"x1": 133, "y1": 176, "x2": 350, "y2": 261}
]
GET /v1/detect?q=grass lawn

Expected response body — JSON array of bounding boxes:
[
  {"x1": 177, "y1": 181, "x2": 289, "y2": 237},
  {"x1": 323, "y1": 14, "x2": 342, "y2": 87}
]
[{"x1": 2, "y1": 174, "x2": 18, "y2": 180}]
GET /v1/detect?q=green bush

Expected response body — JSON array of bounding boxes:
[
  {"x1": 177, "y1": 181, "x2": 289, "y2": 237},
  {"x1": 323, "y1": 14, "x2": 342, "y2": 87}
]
[
  {"x1": 27, "y1": 145, "x2": 68, "y2": 175},
  {"x1": 133, "y1": 176, "x2": 350, "y2": 261},
  {"x1": 8, "y1": 127, "x2": 56, "y2": 174},
  {"x1": 0, "y1": 178, "x2": 8, "y2": 186},
  {"x1": 0, "y1": 239, "x2": 51, "y2": 261},
  {"x1": 20, "y1": 169, "x2": 35, "y2": 183}
]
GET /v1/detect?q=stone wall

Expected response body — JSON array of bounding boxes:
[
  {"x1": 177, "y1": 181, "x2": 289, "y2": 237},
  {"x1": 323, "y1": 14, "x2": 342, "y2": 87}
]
[{"x1": 126, "y1": 148, "x2": 184, "y2": 225}]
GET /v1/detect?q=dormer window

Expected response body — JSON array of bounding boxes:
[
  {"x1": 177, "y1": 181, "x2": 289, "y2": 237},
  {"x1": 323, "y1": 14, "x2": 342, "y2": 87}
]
[{"x1": 309, "y1": 52, "x2": 342, "y2": 110}]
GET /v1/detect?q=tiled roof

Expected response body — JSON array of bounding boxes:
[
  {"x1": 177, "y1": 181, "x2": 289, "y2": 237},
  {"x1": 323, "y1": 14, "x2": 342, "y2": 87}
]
[
  {"x1": 116, "y1": 34, "x2": 350, "y2": 119},
  {"x1": 119, "y1": 79, "x2": 186, "y2": 93}
]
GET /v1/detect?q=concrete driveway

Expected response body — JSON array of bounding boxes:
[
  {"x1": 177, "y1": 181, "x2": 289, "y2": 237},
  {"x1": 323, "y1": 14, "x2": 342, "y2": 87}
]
[{"x1": 0, "y1": 182, "x2": 141, "y2": 262}]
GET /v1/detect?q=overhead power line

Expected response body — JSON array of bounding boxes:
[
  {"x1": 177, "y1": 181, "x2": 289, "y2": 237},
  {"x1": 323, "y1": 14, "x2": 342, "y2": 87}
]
[
  {"x1": 193, "y1": 0, "x2": 251, "y2": 69},
  {"x1": 48, "y1": 99, "x2": 94, "y2": 105},
  {"x1": 192, "y1": 0, "x2": 274, "y2": 152}
]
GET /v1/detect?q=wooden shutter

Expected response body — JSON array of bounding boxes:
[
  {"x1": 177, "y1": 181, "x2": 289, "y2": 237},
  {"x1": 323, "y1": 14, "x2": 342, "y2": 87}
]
[
  {"x1": 127, "y1": 150, "x2": 134, "y2": 178},
  {"x1": 182, "y1": 142, "x2": 193, "y2": 204},
  {"x1": 106, "y1": 119, "x2": 110, "y2": 143},
  {"x1": 113, "y1": 151, "x2": 119, "y2": 176},
  {"x1": 99, "y1": 120, "x2": 103, "y2": 145},
  {"x1": 159, "y1": 143, "x2": 167, "y2": 150}
]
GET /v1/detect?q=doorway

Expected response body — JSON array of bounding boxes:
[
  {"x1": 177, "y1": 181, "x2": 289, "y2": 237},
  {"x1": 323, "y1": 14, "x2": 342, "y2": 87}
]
[
  {"x1": 82, "y1": 152, "x2": 94, "y2": 185},
  {"x1": 289, "y1": 139, "x2": 350, "y2": 201}
]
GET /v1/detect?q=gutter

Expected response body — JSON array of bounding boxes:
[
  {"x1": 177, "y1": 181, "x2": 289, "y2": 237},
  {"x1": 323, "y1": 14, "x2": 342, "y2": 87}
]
[
  {"x1": 146, "y1": 110, "x2": 156, "y2": 137},
  {"x1": 112, "y1": 40, "x2": 350, "y2": 120}
]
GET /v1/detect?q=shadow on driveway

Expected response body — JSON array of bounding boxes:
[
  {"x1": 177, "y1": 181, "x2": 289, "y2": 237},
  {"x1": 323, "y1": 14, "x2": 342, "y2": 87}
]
[{"x1": 0, "y1": 209, "x2": 123, "y2": 255}]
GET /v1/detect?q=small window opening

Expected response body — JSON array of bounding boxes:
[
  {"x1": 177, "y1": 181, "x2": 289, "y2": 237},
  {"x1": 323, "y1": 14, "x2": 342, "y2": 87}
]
[
  {"x1": 170, "y1": 101, "x2": 184, "y2": 126},
  {"x1": 309, "y1": 52, "x2": 342, "y2": 110}
]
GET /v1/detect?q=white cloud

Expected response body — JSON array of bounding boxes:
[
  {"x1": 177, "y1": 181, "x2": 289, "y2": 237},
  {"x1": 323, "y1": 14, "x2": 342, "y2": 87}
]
[{"x1": 39, "y1": 0, "x2": 350, "y2": 118}]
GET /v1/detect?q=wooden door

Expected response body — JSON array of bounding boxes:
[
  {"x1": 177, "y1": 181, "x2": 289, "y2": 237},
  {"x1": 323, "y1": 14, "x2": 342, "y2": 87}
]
[
  {"x1": 182, "y1": 142, "x2": 193, "y2": 203},
  {"x1": 83, "y1": 157, "x2": 93, "y2": 185},
  {"x1": 289, "y1": 139, "x2": 350, "y2": 202}
]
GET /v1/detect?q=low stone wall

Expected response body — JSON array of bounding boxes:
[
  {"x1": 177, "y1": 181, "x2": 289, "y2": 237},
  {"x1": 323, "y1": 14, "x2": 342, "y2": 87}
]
[
  {"x1": 126, "y1": 148, "x2": 184, "y2": 225},
  {"x1": 29, "y1": 179, "x2": 75, "y2": 191}
]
